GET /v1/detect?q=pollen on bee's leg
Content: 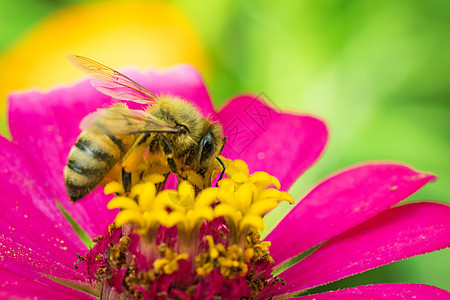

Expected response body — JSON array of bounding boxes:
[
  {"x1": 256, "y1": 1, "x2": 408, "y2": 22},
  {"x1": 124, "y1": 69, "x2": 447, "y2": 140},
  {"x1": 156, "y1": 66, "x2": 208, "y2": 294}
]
[
  {"x1": 122, "y1": 141, "x2": 147, "y2": 173},
  {"x1": 102, "y1": 164, "x2": 122, "y2": 184}
]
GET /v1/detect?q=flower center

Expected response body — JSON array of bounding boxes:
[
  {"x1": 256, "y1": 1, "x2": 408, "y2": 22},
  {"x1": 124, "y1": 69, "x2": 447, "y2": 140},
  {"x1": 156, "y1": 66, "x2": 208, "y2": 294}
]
[{"x1": 76, "y1": 158, "x2": 293, "y2": 299}]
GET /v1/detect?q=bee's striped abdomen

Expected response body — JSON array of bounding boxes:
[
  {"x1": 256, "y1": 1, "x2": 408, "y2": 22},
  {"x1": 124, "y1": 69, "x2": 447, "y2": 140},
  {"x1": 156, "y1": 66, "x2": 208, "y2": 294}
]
[
  {"x1": 64, "y1": 131, "x2": 131, "y2": 202},
  {"x1": 75, "y1": 137, "x2": 117, "y2": 167}
]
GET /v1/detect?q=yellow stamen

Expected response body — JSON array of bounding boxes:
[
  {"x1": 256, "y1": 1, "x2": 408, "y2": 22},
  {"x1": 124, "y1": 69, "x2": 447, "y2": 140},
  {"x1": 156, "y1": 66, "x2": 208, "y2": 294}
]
[
  {"x1": 107, "y1": 196, "x2": 139, "y2": 210},
  {"x1": 104, "y1": 181, "x2": 125, "y2": 195},
  {"x1": 195, "y1": 235, "x2": 248, "y2": 278},
  {"x1": 250, "y1": 171, "x2": 281, "y2": 190},
  {"x1": 153, "y1": 245, "x2": 188, "y2": 275}
]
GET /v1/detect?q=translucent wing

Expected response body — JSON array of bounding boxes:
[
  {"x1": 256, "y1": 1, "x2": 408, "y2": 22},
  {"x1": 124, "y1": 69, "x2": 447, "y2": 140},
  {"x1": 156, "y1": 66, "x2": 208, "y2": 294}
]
[
  {"x1": 67, "y1": 54, "x2": 158, "y2": 104},
  {"x1": 82, "y1": 105, "x2": 179, "y2": 136}
]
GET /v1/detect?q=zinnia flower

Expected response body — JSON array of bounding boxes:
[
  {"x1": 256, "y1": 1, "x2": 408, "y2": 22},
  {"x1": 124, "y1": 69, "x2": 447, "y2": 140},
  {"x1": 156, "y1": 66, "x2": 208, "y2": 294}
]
[{"x1": 1, "y1": 64, "x2": 449, "y2": 299}]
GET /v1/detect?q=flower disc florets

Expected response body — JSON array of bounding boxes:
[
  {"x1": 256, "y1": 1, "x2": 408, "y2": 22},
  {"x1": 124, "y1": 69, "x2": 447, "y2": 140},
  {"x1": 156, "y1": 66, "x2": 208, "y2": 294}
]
[{"x1": 77, "y1": 158, "x2": 293, "y2": 299}]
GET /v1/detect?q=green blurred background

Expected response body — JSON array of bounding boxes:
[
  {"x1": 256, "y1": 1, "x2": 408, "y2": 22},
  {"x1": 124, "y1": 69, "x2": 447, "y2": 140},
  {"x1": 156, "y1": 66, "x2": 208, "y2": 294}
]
[{"x1": 0, "y1": 0, "x2": 448, "y2": 293}]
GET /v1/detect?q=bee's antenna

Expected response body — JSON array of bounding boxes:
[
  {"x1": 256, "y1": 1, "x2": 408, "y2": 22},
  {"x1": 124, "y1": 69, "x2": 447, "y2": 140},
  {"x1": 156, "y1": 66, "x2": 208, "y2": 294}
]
[
  {"x1": 216, "y1": 157, "x2": 226, "y2": 186},
  {"x1": 219, "y1": 136, "x2": 227, "y2": 155}
]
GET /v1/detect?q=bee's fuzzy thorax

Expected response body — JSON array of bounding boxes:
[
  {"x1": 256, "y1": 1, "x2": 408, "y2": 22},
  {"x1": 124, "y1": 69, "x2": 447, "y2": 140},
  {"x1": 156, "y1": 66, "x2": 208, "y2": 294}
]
[{"x1": 150, "y1": 97, "x2": 205, "y2": 148}]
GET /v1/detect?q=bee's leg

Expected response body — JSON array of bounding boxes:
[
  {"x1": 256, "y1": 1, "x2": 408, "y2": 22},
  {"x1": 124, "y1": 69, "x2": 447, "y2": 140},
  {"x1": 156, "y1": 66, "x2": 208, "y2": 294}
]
[
  {"x1": 216, "y1": 156, "x2": 226, "y2": 186},
  {"x1": 122, "y1": 169, "x2": 132, "y2": 193},
  {"x1": 156, "y1": 173, "x2": 170, "y2": 192},
  {"x1": 157, "y1": 133, "x2": 178, "y2": 174},
  {"x1": 119, "y1": 133, "x2": 151, "y2": 193}
]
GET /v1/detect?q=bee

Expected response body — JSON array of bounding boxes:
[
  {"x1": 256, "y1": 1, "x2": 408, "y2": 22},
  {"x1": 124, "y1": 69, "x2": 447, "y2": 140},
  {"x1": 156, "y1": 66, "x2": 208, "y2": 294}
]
[{"x1": 64, "y1": 55, "x2": 226, "y2": 202}]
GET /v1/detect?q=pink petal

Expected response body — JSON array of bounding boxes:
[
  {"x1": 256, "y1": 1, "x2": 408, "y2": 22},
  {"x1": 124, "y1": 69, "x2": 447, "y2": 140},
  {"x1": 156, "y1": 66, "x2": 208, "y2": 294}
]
[
  {"x1": 0, "y1": 233, "x2": 85, "y2": 282},
  {"x1": 7, "y1": 65, "x2": 214, "y2": 236},
  {"x1": 277, "y1": 202, "x2": 450, "y2": 296},
  {"x1": 0, "y1": 269, "x2": 94, "y2": 300},
  {"x1": 292, "y1": 283, "x2": 450, "y2": 299},
  {"x1": 266, "y1": 163, "x2": 436, "y2": 266},
  {"x1": 0, "y1": 136, "x2": 86, "y2": 271},
  {"x1": 218, "y1": 94, "x2": 327, "y2": 190}
]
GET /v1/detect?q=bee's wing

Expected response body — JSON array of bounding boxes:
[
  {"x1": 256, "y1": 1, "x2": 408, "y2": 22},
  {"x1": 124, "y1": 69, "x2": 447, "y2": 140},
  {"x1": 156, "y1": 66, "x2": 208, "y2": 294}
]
[
  {"x1": 81, "y1": 106, "x2": 179, "y2": 136},
  {"x1": 67, "y1": 54, "x2": 157, "y2": 104}
]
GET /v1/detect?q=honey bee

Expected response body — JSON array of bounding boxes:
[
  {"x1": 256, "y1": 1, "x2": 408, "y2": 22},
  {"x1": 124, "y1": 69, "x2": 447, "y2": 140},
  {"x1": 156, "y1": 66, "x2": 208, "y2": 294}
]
[{"x1": 64, "y1": 55, "x2": 226, "y2": 202}]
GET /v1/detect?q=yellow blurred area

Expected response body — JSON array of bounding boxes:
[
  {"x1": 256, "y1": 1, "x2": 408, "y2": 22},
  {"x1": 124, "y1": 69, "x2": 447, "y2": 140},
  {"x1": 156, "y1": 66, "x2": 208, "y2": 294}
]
[{"x1": 0, "y1": 0, "x2": 208, "y2": 135}]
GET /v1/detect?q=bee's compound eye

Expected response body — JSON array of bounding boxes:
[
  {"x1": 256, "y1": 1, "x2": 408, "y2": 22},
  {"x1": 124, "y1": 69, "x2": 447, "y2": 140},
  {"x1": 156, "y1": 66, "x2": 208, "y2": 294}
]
[{"x1": 199, "y1": 131, "x2": 215, "y2": 164}]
